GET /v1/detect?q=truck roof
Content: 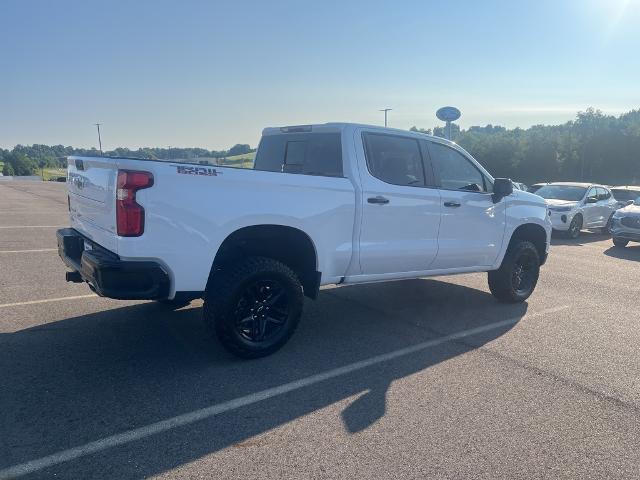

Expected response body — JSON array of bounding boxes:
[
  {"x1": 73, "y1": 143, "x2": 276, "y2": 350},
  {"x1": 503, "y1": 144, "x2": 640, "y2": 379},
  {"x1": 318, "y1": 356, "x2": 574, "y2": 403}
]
[{"x1": 261, "y1": 122, "x2": 459, "y2": 147}]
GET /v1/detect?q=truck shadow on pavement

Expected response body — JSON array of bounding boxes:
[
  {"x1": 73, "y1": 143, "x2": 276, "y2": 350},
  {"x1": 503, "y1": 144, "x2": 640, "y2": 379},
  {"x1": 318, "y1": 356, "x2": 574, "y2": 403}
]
[{"x1": 1, "y1": 278, "x2": 526, "y2": 479}]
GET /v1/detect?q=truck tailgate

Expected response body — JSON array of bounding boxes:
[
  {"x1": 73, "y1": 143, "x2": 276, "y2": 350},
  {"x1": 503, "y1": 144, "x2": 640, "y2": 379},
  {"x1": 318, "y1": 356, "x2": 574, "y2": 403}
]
[{"x1": 67, "y1": 156, "x2": 119, "y2": 253}]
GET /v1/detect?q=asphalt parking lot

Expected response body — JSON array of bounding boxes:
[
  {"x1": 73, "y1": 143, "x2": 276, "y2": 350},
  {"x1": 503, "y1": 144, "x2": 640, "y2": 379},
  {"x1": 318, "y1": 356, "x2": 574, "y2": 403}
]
[{"x1": 1, "y1": 180, "x2": 640, "y2": 479}]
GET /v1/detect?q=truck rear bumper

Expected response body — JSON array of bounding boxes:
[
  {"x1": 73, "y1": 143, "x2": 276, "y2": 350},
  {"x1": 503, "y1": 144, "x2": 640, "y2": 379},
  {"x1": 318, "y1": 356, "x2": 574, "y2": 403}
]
[{"x1": 56, "y1": 228, "x2": 170, "y2": 300}]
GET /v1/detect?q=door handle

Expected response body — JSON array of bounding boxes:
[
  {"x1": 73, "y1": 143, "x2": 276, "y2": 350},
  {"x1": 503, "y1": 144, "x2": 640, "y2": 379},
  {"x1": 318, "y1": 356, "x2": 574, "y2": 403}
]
[
  {"x1": 368, "y1": 196, "x2": 390, "y2": 205},
  {"x1": 444, "y1": 201, "x2": 461, "y2": 208}
]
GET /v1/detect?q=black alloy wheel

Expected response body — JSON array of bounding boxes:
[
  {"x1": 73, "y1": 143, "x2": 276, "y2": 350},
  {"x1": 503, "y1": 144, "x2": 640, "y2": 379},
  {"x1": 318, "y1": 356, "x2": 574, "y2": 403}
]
[
  {"x1": 511, "y1": 250, "x2": 538, "y2": 296},
  {"x1": 234, "y1": 279, "x2": 289, "y2": 343}
]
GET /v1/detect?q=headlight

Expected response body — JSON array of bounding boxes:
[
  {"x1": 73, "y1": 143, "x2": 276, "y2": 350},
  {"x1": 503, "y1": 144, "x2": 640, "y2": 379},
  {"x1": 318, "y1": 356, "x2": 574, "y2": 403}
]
[{"x1": 550, "y1": 206, "x2": 573, "y2": 212}]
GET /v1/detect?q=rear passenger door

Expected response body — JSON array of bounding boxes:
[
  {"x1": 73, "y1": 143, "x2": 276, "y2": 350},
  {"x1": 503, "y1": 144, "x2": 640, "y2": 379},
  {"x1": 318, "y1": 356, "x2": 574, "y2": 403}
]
[
  {"x1": 427, "y1": 141, "x2": 507, "y2": 269},
  {"x1": 597, "y1": 187, "x2": 615, "y2": 225},
  {"x1": 357, "y1": 132, "x2": 441, "y2": 275}
]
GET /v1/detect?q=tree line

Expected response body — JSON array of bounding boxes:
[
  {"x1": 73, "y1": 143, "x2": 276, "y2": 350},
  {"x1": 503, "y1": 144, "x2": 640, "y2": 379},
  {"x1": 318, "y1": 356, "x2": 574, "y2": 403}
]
[
  {"x1": 411, "y1": 107, "x2": 640, "y2": 185},
  {"x1": 1, "y1": 144, "x2": 254, "y2": 176},
  {"x1": 3, "y1": 108, "x2": 640, "y2": 185}
]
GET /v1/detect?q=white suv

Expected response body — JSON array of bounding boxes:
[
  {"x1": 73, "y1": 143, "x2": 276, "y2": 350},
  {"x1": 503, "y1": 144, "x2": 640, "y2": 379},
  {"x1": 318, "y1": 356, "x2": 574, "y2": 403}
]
[{"x1": 535, "y1": 182, "x2": 618, "y2": 238}]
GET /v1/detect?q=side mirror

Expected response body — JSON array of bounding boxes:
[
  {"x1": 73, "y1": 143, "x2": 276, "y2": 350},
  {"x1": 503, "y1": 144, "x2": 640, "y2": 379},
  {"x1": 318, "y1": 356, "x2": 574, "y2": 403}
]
[
  {"x1": 492, "y1": 178, "x2": 513, "y2": 203},
  {"x1": 586, "y1": 196, "x2": 598, "y2": 204}
]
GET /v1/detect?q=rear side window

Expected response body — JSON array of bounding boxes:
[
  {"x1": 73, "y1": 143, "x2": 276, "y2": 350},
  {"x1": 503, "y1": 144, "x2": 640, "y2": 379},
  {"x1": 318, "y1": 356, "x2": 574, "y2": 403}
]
[
  {"x1": 428, "y1": 141, "x2": 487, "y2": 192},
  {"x1": 363, "y1": 133, "x2": 425, "y2": 187},
  {"x1": 254, "y1": 133, "x2": 342, "y2": 177}
]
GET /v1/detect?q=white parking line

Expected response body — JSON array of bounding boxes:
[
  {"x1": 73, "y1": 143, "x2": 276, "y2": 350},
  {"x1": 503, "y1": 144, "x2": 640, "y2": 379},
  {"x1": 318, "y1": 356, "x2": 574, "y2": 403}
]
[
  {"x1": 0, "y1": 226, "x2": 65, "y2": 229},
  {"x1": 0, "y1": 295, "x2": 97, "y2": 309},
  {"x1": 0, "y1": 249, "x2": 58, "y2": 254},
  {"x1": 0, "y1": 304, "x2": 569, "y2": 479}
]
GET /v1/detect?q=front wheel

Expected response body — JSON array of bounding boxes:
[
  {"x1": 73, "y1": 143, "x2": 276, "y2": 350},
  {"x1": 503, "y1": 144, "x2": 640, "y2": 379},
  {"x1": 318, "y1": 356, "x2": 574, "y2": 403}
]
[
  {"x1": 488, "y1": 240, "x2": 540, "y2": 303},
  {"x1": 613, "y1": 237, "x2": 629, "y2": 248},
  {"x1": 567, "y1": 214, "x2": 583, "y2": 239},
  {"x1": 203, "y1": 257, "x2": 304, "y2": 359}
]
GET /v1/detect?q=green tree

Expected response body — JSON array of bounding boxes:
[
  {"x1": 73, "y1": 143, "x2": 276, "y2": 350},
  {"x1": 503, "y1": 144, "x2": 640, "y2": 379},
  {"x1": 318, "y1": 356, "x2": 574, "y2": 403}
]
[
  {"x1": 3, "y1": 162, "x2": 15, "y2": 176},
  {"x1": 3, "y1": 153, "x2": 36, "y2": 175}
]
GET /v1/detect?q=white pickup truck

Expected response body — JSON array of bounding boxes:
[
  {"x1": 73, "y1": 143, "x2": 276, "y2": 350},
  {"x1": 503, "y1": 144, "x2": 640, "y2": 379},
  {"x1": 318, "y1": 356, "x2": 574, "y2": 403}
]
[{"x1": 58, "y1": 123, "x2": 551, "y2": 358}]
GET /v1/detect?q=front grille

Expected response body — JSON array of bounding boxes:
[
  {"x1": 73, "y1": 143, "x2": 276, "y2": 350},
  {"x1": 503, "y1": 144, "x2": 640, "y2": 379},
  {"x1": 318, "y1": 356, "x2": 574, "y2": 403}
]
[{"x1": 621, "y1": 217, "x2": 640, "y2": 229}]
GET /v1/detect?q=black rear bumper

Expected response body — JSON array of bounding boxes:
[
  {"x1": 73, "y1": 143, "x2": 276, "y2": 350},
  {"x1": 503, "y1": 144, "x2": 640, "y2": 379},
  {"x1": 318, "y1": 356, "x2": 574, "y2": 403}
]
[{"x1": 56, "y1": 228, "x2": 170, "y2": 300}]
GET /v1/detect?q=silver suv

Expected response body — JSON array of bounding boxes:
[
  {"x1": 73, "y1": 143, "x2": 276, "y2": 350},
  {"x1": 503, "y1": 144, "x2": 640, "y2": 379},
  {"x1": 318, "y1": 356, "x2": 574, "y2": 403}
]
[
  {"x1": 611, "y1": 198, "x2": 640, "y2": 248},
  {"x1": 535, "y1": 182, "x2": 618, "y2": 238}
]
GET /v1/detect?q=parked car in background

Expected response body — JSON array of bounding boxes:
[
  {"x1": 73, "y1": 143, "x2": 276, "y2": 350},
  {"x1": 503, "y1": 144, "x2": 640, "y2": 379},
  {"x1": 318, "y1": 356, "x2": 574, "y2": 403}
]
[
  {"x1": 528, "y1": 183, "x2": 548, "y2": 194},
  {"x1": 610, "y1": 198, "x2": 640, "y2": 247},
  {"x1": 610, "y1": 185, "x2": 640, "y2": 209},
  {"x1": 512, "y1": 181, "x2": 528, "y2": 191},
  {"x1": 535, "y1": 182, "x2": 618, "y2": 238}
]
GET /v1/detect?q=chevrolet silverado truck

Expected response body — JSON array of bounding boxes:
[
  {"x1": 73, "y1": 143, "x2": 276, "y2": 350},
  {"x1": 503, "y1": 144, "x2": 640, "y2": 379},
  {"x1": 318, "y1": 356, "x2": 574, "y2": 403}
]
[{"x1": 57, "y1": 123, "x2": 552, "y2": 358}]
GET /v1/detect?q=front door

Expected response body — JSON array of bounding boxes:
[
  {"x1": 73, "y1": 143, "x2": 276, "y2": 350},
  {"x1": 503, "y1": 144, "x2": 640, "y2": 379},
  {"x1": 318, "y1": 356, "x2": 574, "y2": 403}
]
[
  {"x1": 357, "y1": 131, "x2": 441, "y2": 275},
  {"x1": 426, "y1": 141, "x2": 507, "y2": 270}
]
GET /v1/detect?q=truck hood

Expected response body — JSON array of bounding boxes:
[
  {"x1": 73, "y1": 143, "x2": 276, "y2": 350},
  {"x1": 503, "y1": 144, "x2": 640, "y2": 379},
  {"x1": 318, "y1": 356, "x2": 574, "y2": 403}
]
[{"x1": 544, "y1": 199, "x2": 579, "y2": 209}]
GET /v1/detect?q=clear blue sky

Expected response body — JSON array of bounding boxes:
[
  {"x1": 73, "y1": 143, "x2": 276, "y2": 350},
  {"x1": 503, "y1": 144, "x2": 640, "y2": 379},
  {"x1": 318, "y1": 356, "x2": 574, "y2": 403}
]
[{"x1": 2, "y1": 0, "x2": 639, "y2": 150}]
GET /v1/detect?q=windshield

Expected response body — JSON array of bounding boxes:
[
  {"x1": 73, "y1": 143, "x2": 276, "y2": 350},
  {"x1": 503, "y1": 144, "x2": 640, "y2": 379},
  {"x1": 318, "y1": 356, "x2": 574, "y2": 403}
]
[
  {"x1": 535, "y1": 185, "x2": 587, "y2": 201},
  {"x1": 611, "y1": 189, "x2": 640, "y2": 202}
]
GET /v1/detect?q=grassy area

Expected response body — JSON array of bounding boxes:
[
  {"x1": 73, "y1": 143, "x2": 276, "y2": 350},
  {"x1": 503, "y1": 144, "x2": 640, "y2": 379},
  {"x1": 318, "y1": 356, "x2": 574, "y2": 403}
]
[
  {"x1": 218, "y1": 152, "x2": 255, "y2": 169},
  {"x1": 41, "y1": 168, "x2": 67, "y2": 181}
]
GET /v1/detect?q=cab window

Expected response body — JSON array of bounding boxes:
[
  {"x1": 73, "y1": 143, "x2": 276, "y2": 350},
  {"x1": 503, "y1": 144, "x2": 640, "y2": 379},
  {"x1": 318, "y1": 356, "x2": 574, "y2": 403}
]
[
  {"x1": 428, "y1": 141, "x2": 488, "y2": 192},
  {"x1": 362, "y1": 133, "x2": 426, "y2": 187}
]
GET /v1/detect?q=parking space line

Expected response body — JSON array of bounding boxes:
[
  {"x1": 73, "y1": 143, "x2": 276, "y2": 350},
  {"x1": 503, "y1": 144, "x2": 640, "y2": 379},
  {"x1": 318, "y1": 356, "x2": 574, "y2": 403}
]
[
  {"x1": 0, "y1": 295, "x2": 97, "y2": 309},
  {"x1": 0, "y1": 226, "x2": 65, "y2": 229},
  {"x1": 0, "y1": 249, "x2": 58, "y2": 254},
  {"x1": 0, "y1": 304, "x2": 569, "y2": 479}
]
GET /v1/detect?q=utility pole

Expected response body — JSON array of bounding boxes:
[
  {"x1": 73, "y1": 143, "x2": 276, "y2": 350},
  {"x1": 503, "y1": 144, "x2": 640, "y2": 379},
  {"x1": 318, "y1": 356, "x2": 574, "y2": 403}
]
[
  {"x1": 94, "y1": 123, "x2": 103, "y2": 154},
  {"x1": 379, "y1": 108, "x2": 392, "y2": 127}
]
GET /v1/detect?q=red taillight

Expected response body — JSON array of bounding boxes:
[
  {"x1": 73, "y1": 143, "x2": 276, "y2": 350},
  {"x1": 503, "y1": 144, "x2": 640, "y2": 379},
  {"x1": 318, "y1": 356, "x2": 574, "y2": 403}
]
[{"x1": 116, "y1": 170, "x2": 153, "y2": 237}]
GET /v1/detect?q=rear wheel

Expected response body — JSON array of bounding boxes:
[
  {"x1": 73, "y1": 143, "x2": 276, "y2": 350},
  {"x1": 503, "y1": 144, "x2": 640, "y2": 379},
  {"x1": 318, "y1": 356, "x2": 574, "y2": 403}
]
[
  {"x1": 601, "y1": 214, "x2": 614, "y2": 235},
  {"x1": 488, "y1": 240, "x2": 540, "y2": 303},
  {"x1": 613, "y1": 237, "x2": 629, "y2": 248},
  {"x1": 203, "y1": 257, "x2": 303, "y2": 359},
  {"x1": 567, "y1": 214, "x2": 583, "y2": 239}
]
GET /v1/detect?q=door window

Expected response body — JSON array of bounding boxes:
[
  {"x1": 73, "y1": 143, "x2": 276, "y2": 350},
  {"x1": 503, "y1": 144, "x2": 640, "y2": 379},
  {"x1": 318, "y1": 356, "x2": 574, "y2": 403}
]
[
  {"x1": 363, "y1": 133, "x2": 425, "y2": 187},
  {"x1": 428, "y1": 142, "x2": 487, "y2": 192},
  {"x1": 597, "y1": 187, "x2": 610, "y2": 200}
]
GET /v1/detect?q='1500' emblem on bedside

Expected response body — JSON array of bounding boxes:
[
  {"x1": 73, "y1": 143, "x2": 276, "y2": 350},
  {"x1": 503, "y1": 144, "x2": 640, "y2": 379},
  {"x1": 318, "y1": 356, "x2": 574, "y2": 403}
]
[{"x1": 175, "y1": 165, "x2": 221, "y2": 176}]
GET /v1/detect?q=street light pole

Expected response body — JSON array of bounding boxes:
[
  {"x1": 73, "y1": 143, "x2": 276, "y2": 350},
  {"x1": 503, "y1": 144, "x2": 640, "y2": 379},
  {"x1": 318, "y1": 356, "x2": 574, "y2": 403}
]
[
  {"x1": 379, "y1": 108, "x2": 392, "y2": 127},
  {"x1": 94, "y1": 123, "x2": 103, "y2": 154}
]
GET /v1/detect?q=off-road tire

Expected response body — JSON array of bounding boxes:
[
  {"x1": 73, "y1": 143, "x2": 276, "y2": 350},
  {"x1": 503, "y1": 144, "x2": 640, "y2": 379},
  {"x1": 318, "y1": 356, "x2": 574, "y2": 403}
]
[
  {"x1": 203, "y1": 256, "x2": 303, "y2": 359},
  {"x1": 488, "y1": 240, "x2": 540, "y2": 303}
]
